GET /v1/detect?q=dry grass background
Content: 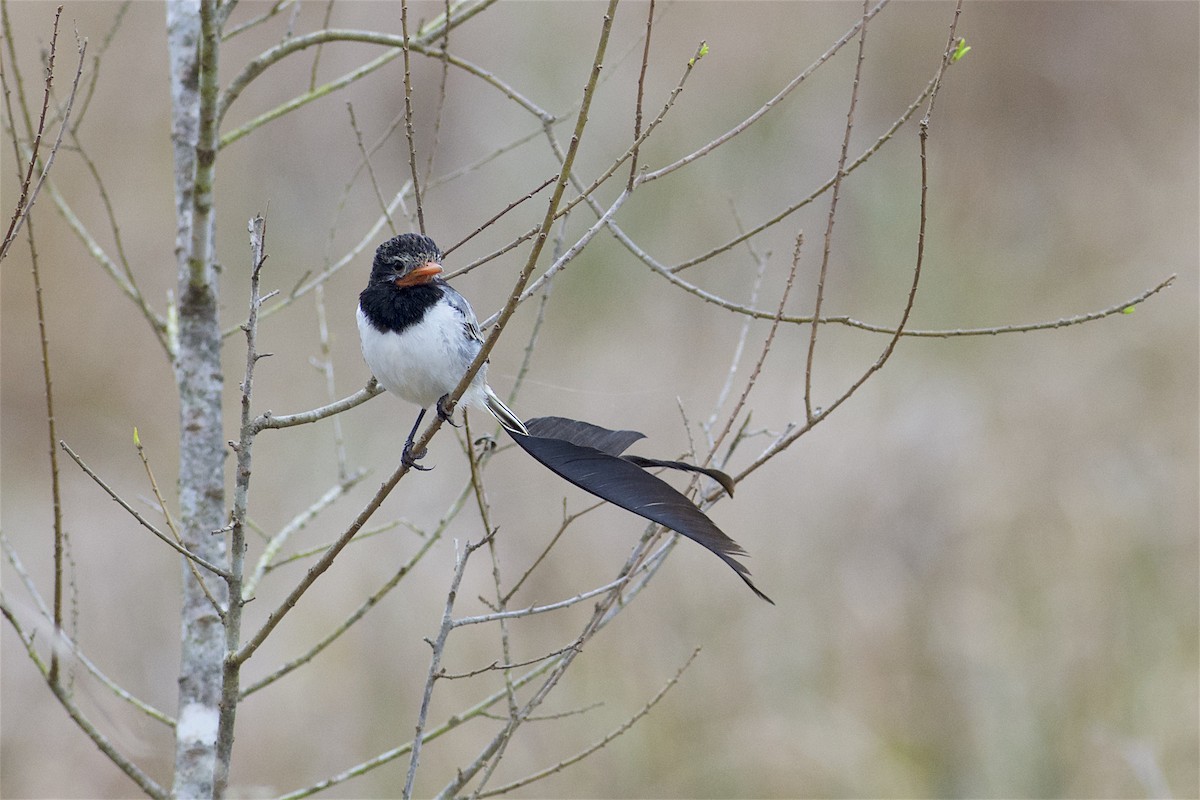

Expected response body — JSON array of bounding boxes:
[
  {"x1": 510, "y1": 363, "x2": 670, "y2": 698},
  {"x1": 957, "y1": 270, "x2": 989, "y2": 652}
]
[{"x1": 2, "y1": 2, "x2": 1196, "y2": 798}]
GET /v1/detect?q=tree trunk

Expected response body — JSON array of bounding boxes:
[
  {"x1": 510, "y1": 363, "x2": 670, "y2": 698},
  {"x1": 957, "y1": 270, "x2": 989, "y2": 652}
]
[{"x1": 166, "y1": 2, "x2": 227, "y2": 797}]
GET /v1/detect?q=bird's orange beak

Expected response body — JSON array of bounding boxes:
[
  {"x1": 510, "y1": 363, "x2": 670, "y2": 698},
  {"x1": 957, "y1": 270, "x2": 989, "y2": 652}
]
[{"x1": 393, "y1": 261, "x2": 442, "y2": 288}]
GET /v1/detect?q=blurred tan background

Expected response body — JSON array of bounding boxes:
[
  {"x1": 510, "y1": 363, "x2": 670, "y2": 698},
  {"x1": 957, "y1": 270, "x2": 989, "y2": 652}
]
[{"x1": 2, "y1": 2, "x2": 1196, "y2": 798}]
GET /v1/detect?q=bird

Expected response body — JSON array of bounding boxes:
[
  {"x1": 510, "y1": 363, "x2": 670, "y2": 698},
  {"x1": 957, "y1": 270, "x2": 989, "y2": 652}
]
[
  {"x1": 357, "y1": 233, "x2": 526, "y2": 468},
  {"x1": 358, "y1": 233, "x2": 771, "y2": 603}
]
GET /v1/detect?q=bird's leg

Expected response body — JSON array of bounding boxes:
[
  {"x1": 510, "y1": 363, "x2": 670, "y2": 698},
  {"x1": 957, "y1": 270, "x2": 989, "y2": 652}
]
[
  {"x1": 402, "y1": 408, "x2": 432, "y2": 471},
  {"x1": 435, "y1": 394, "x2": 460, "y2": 427}
]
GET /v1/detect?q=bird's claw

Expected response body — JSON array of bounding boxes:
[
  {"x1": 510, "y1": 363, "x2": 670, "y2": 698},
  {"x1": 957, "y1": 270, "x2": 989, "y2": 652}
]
[
  {"x1": 436, "y1": 394, "x2": 460, "y2": 427},
  {"x1": 402, "y1": 442, "x2": 432, "y2": 471}
]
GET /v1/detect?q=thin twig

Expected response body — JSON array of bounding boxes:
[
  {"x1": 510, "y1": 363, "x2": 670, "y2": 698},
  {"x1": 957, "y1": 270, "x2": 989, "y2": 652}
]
[
  {"x1": 312, "y1": 281, "x2": 350, "y2": 479},
  {"x1": 704, "y1": 205, "x2": 770, "y2": 443},
  {"x1": 404, "y1": 538, "x2": 481, "y2": 800},
  {"x1": 478, "y1": 648, "x2": 701, "y2": 797},
  {"x1": 805, "y1": 0, "x2": 872, "y2": 423},
  {"x1": 23, "y1": 196, "x2": 67, "y2": 685},
  {"x1": 0, "y1": 599, "x2": 169, "y2": 799},
  {"x1": 440, "y1": 642, "x2": 583, "y2": 681},
  {"x1": 241, "y1": 522, "x2": 440, "y2": 697},
  {"x1": 253, "y1": 379, "x2": 385, "y2": 431},
  {"x1": 307, "y1": 0, "x2": 336, "y2": 90},
  {"x1": 502, "y1": 495, "x2": 603, "y2": 604},
  {"x1": 262, "y1": 518, "x2": 402, "y2": 572},
  {"x1": 275, "y1": 653, "x2": 566, "y2": 800},
  {"x1": 243, "y1": 470, "x2": 367, "y2": 599},
  {"x1": 1, "y1": 4, "x2": 58, "y2": 260},
  {"x1": 62, "y1": 122, "x2": 171, "y2": 354},
  {"x1": 710, "y1": 232, "x2": 803, "y2": 473},
  {"x1": 627, "y1": 0, "x2": 655, "y2": 191},
  {"x1": 641, "y1": 0, "x2": 888, "y2": 185},
  {"x1": 213, "y1": 213, "x2": 272, "y2": 794},
  {"x1": 458, "y1": 567, "x2": 656, "y2": 627},
  {"x1": 70, "y1": 1, "x2": 131, "y2": 132},
  {"x1": 2, "y1": 6, "x2": 86, "y2": 262},
  {"x1": 135, "y1": 429, "x2": 225, "y2": 619},
  {"x1": 732, "y1": 0, "x2": 965, "y2": 487},
  {"x1": 400, "y1": 0, "x2": 424, "y2": 233},
  {"x1": 422, "y1": 0, "x2": 452, "y2": 188},
  {"x1": 346, "y1": 101, "x2": 397, "y2": 236},
  {"x1": 0, "y1": 539, "x2": 176, "y2": 726},
  {"x1": 58, "y1": 440, "x2": 229, "y2": 576},
  {"x1": 218, "y1": 3, "x2": 498, "y2": 128},
  {"x1": 443, "y1": 173, "x2": 558, "y2": 258},
  {"x1": 417, "y1": 0, "x2": 621, "y2": 475},
  {"x1": 462, "y1": 412, "x2": 521, "y2": 720},
  {"x1": 221, "y1": 0, "x2": 294, "y2": 39}
]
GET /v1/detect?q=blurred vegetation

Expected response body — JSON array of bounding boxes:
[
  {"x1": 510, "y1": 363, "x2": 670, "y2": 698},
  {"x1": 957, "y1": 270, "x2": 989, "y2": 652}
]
[{"x1": 2, "y1": 2, "x2": 1195, "y2": 798}]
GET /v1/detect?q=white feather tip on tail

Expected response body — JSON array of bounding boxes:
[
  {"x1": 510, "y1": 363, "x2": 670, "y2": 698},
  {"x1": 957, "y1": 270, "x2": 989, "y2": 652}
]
[{"x1": 485, "y1": 388, "x2": 528, "y2": 435}]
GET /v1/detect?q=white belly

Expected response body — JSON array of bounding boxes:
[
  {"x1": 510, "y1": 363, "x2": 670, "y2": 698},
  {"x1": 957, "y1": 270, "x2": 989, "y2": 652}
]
[{"x1": 357, "y1": 303, "x2": 487, "y2": 411}]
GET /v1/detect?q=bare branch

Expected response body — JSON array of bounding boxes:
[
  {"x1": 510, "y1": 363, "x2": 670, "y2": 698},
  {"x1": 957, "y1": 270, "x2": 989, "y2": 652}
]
[
  {"x1": 345, "y1": 102, "x2": 397, "y2": 236},
  {"x1": 421, "y1": 0, "x2": 622, "y2": 469},
  {"x1": 422, "y1": 0, "x2": 452, "y2": 186},
  {"x1": 19, "y1": 184, "x2": 67, "y2": 686},
  {"x1": 58, "y1": 439, "x2": 229, "y2": 577},
  {"x1": 732, "y1": 0, "x2": 966, "y2": 487},
  {"x1": 221, "y1": 0, "x2": 295, "y2": 39},
  {"x1": 212, "y1": 213, "x2": 273, "y2": 792},
  {"x1": 639, "y1": 0, "x2": 889, "y2": 184},
  {"x1": 400, "y1": 0, "x2": 425, "y2": 233},
  {"x1": 454, "y1": 568, "x2": 659, "y2": 627},
  {"x1": 439, "y1": 642, "x2": 583, "y2": 681},
  {"x1": 242, "y1": 471, "x2": 366, "y2": 598},
  {"x1": 276, "y1": 655, "x2": 565, "y2": 800},
  {"x1": 241, "y1": 520, "x2": 439, "y2": 698},
  {"x1": 0, "y1": 538, "x2": 176, "y2": 727},
  {"x1": 805, "y1": 0, "x2": 873, "y2": 423},
  {"x1": 627, "y1": 0, "x2": 656, "y2": 190},
  {"x1": 232, "y1": 438, "x2": 425, "y2": 666},
  {"x1": 1, "y1": 6, "x2": 87, "y2": 262},
  {"x1": 710, "y1": 232, "x2": 803, "y2": 473},
  {"x1": 404, "y1": 537, "x2": 477, "y2": 800},
  {"x1": 0, "y1": 597, "x2": 169, "y2": 800},
  {"x1": 478, "y1": 648, "x2": 701, "y2": 797},
  {"x1": 254, "y1": 380, "x2": 384, "y2": 431},
  {"x1": 135, "y1": 429, "x2": 225, "y2": 619},
  {"x1": 218, "y1": 3, "x2": 499, "y2": 134}
]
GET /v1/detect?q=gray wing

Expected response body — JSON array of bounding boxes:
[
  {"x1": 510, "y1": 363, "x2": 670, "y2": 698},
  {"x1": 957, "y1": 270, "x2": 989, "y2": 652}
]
[{"x1": 440, "y1": 283, "x2": 483, "y2": 342}]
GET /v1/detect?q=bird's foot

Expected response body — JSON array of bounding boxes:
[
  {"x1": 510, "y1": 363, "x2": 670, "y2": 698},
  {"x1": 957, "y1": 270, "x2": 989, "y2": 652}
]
[
  {"x1": 436, "y1": 394, "x2": 460, "y2": 427},
  {"x1": 402, "y1": 441, "x2": 432, "y2": 471}
]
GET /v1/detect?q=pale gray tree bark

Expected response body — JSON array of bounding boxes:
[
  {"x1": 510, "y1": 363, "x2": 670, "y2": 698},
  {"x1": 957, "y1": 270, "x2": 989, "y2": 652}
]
[{"x1": 166, "y1": 1, "x2": 228, "y2": 797}]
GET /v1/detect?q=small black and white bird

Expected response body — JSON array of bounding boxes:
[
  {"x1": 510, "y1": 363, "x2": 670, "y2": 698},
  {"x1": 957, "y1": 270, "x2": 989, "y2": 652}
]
[
  {"x1": 358, "y1": 233, "x2": 771, "y2": 602},
  {"x1": 357, "y1": 233, "x2": 526, "y2": 467}
]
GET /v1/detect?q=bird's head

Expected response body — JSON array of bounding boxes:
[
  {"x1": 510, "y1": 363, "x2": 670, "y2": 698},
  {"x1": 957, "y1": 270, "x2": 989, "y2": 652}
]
[{"x1": 371, "y1": 233, "x2": 444, "y2": 288}]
